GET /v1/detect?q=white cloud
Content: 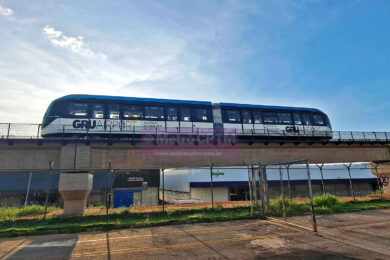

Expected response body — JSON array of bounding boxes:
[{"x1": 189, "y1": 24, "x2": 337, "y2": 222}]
[
  {"x1": 0, "y1": 3, "x2": 13, "y2": 16},
  {"x1": 42, "y1": 25, "x2": 105, "y2": 59}
]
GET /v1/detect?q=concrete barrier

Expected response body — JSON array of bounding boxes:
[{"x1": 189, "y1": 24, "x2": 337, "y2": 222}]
[{"x1": 59, "y1": 172, "x2": 93, "y2": 216}]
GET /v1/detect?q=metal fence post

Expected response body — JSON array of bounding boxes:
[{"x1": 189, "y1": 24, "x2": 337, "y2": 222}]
[
  {"x1": 279, "y1": 166, "x2": 286, "y2": 219},
  {"x1": 24, "y1": 172, "x2": 33, "y2": 207},
  {"x1": 317, "y1": 164, "x2": 326, "y2": 194},
  {"x1": 345, "y1": 163, "x2": 356, "y2": 201},
  {"x1": 259, "y1": 165, "x2": 269, "y2": 215},
  {"x1": 109, "y1": 168, "x2": 115, "y2": 209},
  {"x1": 247, "y1": 165, "x2": 254, "y2": 216},
  {"x1": 252, "y1": 165, "x2": 259, "y2": 209},
  {"x1": 374, "y1": 166, "x2": 383, "y2": 200},
  {"x1": 161, "y1": 169, "x2": 165, "y2": 213},
  {"x1": 43, "y1": 161, "x2": 54, "y2": 220},
  {"x1": 210, "y1": 165, "x2": 214, "y2": 209},
  {"x1": 37, "y1": 124, "x2": 41, "y2": 138},
  {"x1": 6, "y1": 123, "x2": 11, "y2": 138},
  {"x1": 106, "y1": 161, "x2": 112, "y2": 222},
  {"x1": 286, "y1": 165, "x2": 292, "y2": 199},
  {"x1": 306, "y1": 163, "x2": 318, "y2": 233}
]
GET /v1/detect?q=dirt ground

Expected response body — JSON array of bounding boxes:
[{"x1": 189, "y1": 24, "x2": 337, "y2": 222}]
[{"x1": 1, "y1": 208, "x2": 390, "y2": 259}]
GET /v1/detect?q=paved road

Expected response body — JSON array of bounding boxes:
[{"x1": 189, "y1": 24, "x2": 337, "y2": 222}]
[{"x1": 1, "y1": 209, "x2": 390, "y2": 259}]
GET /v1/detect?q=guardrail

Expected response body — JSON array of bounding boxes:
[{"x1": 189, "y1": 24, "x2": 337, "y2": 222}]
[
  {"x1": 0, "y1": 122, "x2": 390, "y2": 143},
  {"x1": 0, "y1": 123, "x2": 41, "y2": 139}
]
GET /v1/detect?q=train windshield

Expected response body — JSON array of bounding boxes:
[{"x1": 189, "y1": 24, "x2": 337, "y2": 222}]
[{"x1": 313, "y1": 114, "x2": 326, "y2": 126}]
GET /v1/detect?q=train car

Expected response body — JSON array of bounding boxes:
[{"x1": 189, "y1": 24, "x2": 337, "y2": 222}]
[
  {"x1": 41, "y1": 94, "x2": 332, "y2": 139},
  {"x1": 216, "y1": 103, "x2": 332, "y2": 138},
  {"x1": 41, "y1": 95, "x2": 214, "y2": 136}
]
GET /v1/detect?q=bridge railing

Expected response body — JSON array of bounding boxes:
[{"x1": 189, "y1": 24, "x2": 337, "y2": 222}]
[
  {"x1": 0, "y1": 123, "x2": 390, "y2": 143},
  {"x1": 0, "y1": 123, "x2": 41, "y2": 139}
]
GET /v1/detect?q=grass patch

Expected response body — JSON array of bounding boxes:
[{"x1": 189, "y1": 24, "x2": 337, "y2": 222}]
[
  {"x1": 0, "y1": 207, "x2": 256, "y2": 237},
  {"x1": 0, "y1": 205, "x2": 57, "y2": 221},
  {"x1": 1, "y1": 199, "x2": 390, "y2": 237},
  {"x1": 269, "y1": 197, "x2": 310, "y2": 217},
  {"x1": 313, "y1": 194, "x2": 340, "y2": 208}
]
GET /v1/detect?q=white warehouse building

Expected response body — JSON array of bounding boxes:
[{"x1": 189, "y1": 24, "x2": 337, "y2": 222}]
[{"x1": 161, "y1": 163, "x2": 378, "y2": 203}]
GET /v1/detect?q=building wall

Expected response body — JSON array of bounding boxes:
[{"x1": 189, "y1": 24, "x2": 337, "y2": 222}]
[
  {"x1": 190, "y1": 187, "x2": 229, "y2": 202},
  {"x1": 162, "y1": 169, "x2": 191, "y2": 192},
  {"x1": 133, "y1": 187, "x2": 159, "y2": 206},
  {"x1": 268, "y1": 181, "x2": 376, "y2": 197},
  {"x1": 159, "y1": 189, "x2": 191, "y2": 202}
]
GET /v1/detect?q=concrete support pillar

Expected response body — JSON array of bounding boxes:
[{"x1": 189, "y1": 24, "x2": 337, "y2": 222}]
[
  {"x1": 372, "y1": 163, "x2": 390, "y2": 198},
  {"x1": 60, "y1": 144, "x2": 91, "y2": 170},
  {"x1": 59, "y1": 172, "x2": 93, "y2": 216}
]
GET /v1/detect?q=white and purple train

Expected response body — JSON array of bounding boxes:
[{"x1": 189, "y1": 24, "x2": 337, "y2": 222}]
[{"x1": 41, "y1": 95, "x2": 332, "y2": 139}]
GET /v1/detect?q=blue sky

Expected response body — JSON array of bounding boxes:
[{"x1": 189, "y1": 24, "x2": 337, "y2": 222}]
[{"x1": 0, "y1": 0, "x2": 389, "y2": 130}]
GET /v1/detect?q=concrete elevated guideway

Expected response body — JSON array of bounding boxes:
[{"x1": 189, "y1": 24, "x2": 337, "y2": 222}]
[{"x1": 0, "y1": 137, "x2": 390, "y2": 170}]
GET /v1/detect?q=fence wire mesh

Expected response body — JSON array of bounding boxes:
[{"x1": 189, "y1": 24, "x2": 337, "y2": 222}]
[{"x1": 0, "y1": 163, "x2": 388, "y2": 223}]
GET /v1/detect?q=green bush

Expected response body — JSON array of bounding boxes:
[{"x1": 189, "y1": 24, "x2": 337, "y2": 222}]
[
  {"x1": 0, "y1": 206, "x2": 57, "y2": 221},
  {"x1": 0, "y1": 208, "x2": 17, "y2": 221},
  {"x1": 16, "y1": 205, "x2": 51, "y2": 217},
  {"x1": 313, "y1": 194, "x2": 339, "y2": 208},
  {"x1": 269, "y1": 197, "x2": 310, "y2": 216}
]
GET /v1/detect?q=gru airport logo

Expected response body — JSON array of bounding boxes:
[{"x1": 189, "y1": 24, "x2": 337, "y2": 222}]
[{"x1": 72, "y1": 120, "x2": 97, "y2": 129}]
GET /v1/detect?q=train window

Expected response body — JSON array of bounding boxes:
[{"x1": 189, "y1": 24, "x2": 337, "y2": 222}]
[
  {"x1": 193, "y1": 108, "x2": 209, "y2": 122},
  {"x1": 166, "y1": 107, "x2": 179, "y2": 121},
  {"x1": 301, "y1": 113, "x2": 312, "y2": 125},
  {"x1": 180, "y1": 108, "x2": 191, "y2": 121},
  {"x1": 166, "y1": 107, "x2": 178, "y2": 121},
  {"x1": 68, "y1": 103, "x2": 88, "y2": 117},
  {"x1": 262, "y1": 112, "x2": 278, "y2": 124},
  {"x1": 123, "y1": 105, "x2": 143, "y2": 119},
  {"x1": 91, "y1": 104, "x2": 104, "y2": 119},
  {"x1": 293, "y1": 113, "x2": 302, "y2": 125},
  {"x1": 313, "y1": 114, "x2": 326, "y2": 126},
  {"x1": 108, "y1": 105, "x2": 120, "y2": 119},
  {"x1": 242, "y1": 110, "x2": 252, "y2": 124},
  {"x1": 253, "y1": 111, "x2": 263, "y2": 124},
  {"x1": 278, "y1": 113, "x2": 292, "y2": 124},
  {"x1": 225, "y1": 110, "x2": 241, "y2": 123},
  {"x1": 145, "y1": 106, "x2": 165, "y2": 120}
]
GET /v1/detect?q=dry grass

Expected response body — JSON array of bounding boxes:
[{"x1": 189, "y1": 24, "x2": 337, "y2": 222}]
[{"x1": 1, "y1": 195, "x2": 386, "y2": 221}]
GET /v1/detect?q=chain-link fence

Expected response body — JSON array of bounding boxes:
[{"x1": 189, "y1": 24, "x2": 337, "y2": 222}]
[{"x1": 0, "y1": 163, "x2": 388, "y2": 232}]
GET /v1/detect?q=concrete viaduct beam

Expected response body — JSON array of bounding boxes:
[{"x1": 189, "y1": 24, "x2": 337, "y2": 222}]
[
  {"x1": 91, "y1": 144, "x2": 390, "y2": 169},
  {"x1": 0, "y1": 142, "x2": 389, "y2": 170}
]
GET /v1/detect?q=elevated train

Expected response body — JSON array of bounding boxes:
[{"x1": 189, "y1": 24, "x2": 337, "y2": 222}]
[{"x1": 41, "y1": 95, "x2": 332, "y2": 139}]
